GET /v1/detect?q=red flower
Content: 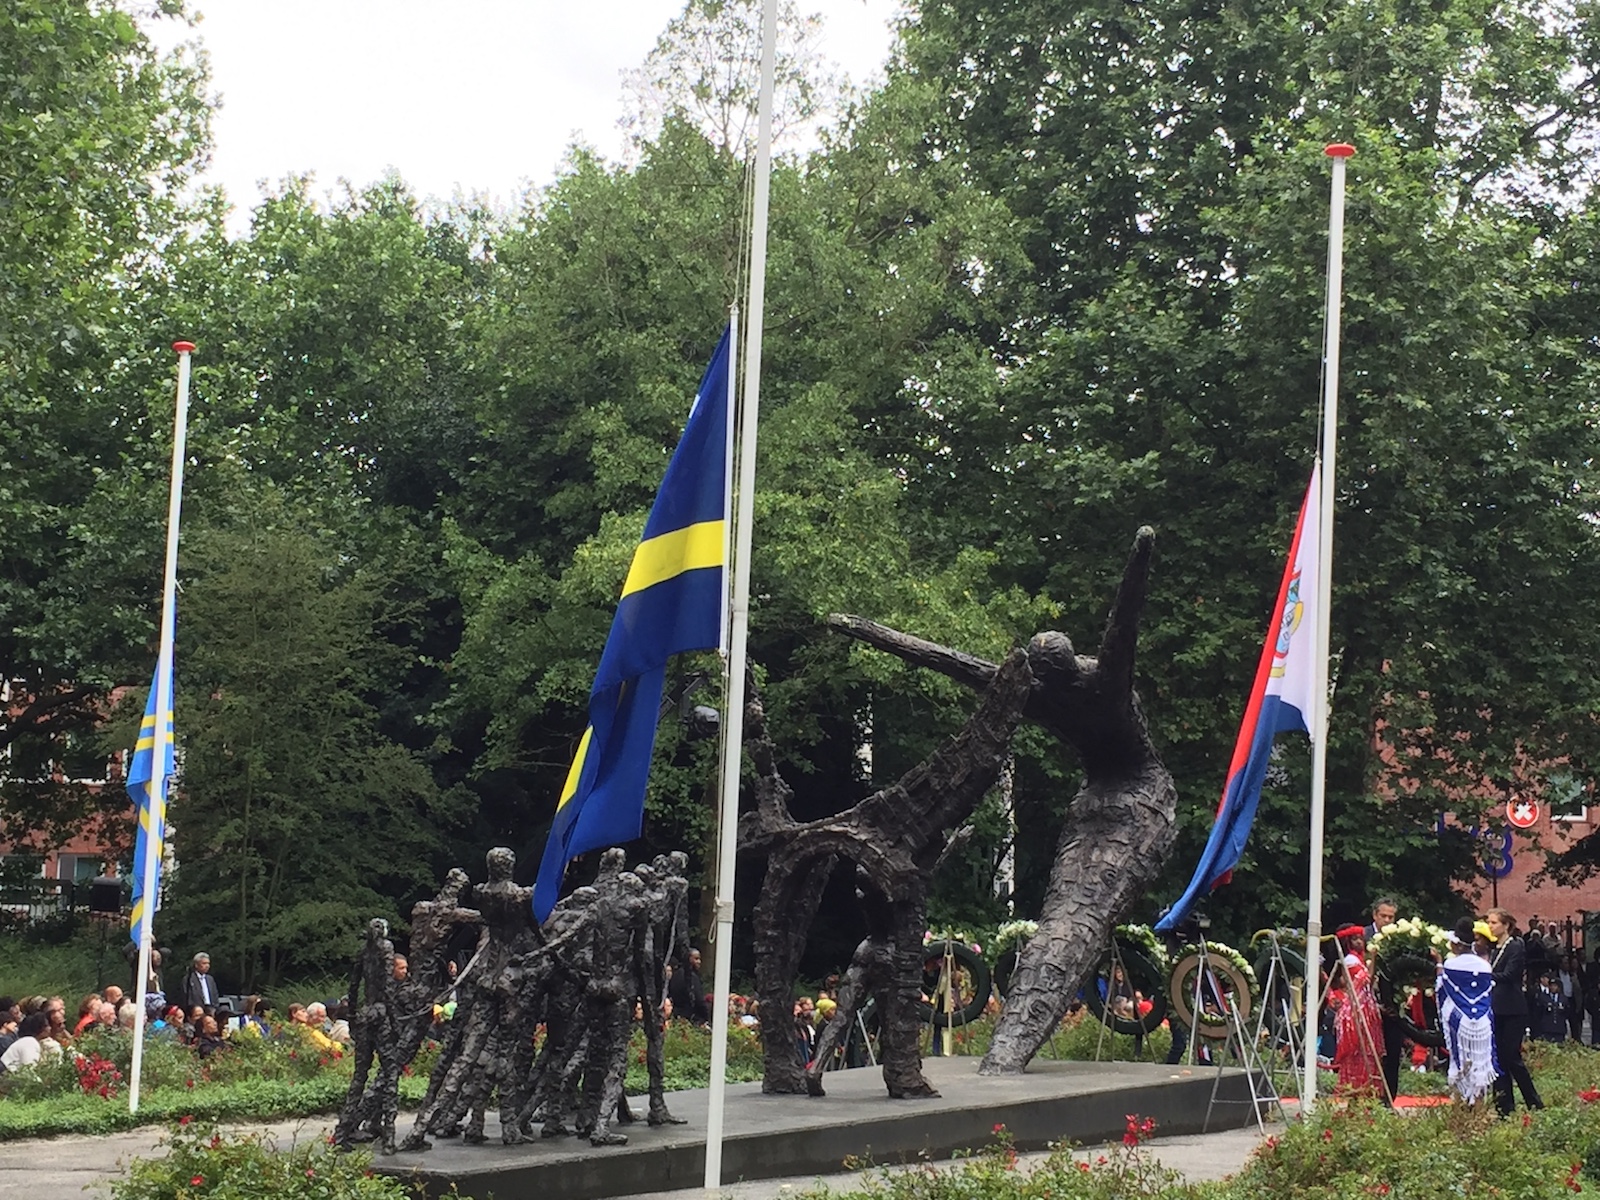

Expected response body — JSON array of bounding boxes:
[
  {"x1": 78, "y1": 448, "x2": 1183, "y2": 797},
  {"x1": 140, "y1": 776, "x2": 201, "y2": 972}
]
[
  {"x1": 1523, "y1": 1113, "x2": 1533, "y2": 1127},
  {"x1": 305, "y1": 1168, "x2": 316, "y2": 1178},
  {"x1": 1077, "y1": 1163, "x2": 1089, "y2": 1172},
  {"x1": 992, "y1": 1122, "x2": 1005, "y2": 1133},
  {"x1": 1322, "y1": 1128, "x2": 1334, "y2": 1142},
  {"x1": 185, "y1": 1078, "x2": 195, "y2": 1089},
  {"x1": 190, "y1": 1175, "x2": 204, "y2": 1186},
  {"x1": 1579, "y1": 1088, "x2": 1600, "y2": 1104},
  {"x1": 178, "y1": 1115, "x2": 193, "y2": 1127}
]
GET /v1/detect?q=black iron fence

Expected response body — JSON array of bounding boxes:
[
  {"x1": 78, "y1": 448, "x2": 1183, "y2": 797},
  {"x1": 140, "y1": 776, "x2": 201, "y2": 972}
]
[{"x1": 0, "y1": 875, "x2": 126, "y2": 932}]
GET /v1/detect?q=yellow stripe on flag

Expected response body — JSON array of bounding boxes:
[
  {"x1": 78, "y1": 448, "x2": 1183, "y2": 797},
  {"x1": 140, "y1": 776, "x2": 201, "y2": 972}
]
[
  {"x1": 620, "y1": 521, "x2": 724, "y2": 599},
  {"x1": 557, "y1": 727, "x2": 594, "y2": 812}
]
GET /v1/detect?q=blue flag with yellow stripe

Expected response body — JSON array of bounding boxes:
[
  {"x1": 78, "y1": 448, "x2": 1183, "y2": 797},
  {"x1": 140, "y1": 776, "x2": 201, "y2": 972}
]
[
  {"x1": 533, "y1": 328, "x2": 733, "y2": 921},
  {"x1": 128, "y1": 658, "x2": 174, "y2": 948}
]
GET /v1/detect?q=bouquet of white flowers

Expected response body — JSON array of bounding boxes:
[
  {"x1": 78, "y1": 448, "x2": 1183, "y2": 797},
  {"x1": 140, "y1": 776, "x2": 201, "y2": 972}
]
[{"x1": 1370, "y1": 916, "x2": 1450, "y2": 993}]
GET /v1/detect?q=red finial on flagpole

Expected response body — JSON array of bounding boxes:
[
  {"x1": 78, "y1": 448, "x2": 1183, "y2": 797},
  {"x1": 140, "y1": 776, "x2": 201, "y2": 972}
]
[
  {"x1": 172, "y1": 341, "x2": 196, "y2": 354},
  {"x1": 1325, "y1": 143, "x2": 1355, "y2": 158}
]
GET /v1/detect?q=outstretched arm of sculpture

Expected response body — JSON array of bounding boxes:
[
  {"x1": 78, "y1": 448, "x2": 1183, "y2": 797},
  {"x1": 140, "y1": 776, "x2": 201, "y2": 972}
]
[
  {"x1": 825, "y1": 614, "x2": 998, "y2": 691},
  {"x1": 830, "y1": 527, "x2": 1177, "y2": 1074}
]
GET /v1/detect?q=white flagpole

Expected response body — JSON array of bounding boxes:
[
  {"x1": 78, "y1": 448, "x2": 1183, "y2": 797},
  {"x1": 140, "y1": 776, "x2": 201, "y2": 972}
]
[
  {"x1": 705, "y1": 0, "x2": 775, "y2": 1188},
  {"x1": 1301, "y1": 146, "x2": 1351, "y2": 1111},
  {"x1": 130, "y1": 340, "x2": 195, "y2": 1113}
]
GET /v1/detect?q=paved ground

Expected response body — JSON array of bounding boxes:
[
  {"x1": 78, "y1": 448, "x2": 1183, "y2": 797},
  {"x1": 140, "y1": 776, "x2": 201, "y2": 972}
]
[{"x1": 0, "y1": 1109, "x2": 1283, "y2": 1200}]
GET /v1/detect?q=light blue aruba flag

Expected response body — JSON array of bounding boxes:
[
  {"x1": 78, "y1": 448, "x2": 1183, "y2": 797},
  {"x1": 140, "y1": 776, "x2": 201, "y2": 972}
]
[{"x1": 127, "y1": 657, "x2": 174, "y2": 948}]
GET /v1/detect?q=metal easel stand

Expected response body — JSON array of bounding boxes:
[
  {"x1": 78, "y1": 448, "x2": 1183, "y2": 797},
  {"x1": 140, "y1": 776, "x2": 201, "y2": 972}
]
[
  {"x1": 1249, "y1": 934, "x2": 1306, "y2": 1104},
  {"x1": 1181, "y1": 941, "x2": 1279, "y2": 1135},
  {"x1": 1092, "y1": 935, "x2": 1159, "y2": 1065}
]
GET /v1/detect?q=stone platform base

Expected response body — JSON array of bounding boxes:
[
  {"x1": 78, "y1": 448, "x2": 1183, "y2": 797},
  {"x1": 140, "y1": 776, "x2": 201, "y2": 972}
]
[{"x1": 372, "y1": 1057, "x2": 1264, "y2": 1200}]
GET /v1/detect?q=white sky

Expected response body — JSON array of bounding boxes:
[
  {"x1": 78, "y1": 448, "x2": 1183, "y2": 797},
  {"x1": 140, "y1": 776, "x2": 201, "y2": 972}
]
[{"x1": 142, "y1": 1, "x2": 904, "y2": 227}]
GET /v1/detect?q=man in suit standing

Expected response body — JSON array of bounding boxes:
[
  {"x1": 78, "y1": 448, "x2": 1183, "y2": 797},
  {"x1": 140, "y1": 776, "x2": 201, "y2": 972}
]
[
  {"x1": 1485, "y1": 909, "x2": 1543, "y2": 1115},
  {"x1": 180, "y1": 952, "x2": 219, "y2": 1016},
  {"x1": 1364, "y1": 897, "x2": 1404, "y2": 1105},
  {"x1": 1582, "y1": 946, "x2": 1600, "y2": 1047}
]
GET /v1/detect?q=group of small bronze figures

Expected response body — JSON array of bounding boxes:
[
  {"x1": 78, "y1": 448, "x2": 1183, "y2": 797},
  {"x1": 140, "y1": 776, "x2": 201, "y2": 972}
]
[{"x1": 331, "y1": 845, "x2": 693, "y2": 1153}]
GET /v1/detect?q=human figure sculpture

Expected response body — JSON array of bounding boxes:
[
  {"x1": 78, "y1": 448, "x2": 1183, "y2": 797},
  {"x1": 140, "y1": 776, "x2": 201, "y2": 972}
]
[
  {"x1": 513, "y1": 885, "x2": 598, "y2": 1138},
  {"x1": 806, "y1": 878, "x2": 896, "y2": 1097},
  {"x1": 400, "y1": 848, "x2": 529, "y2": 1151},
  {"x1": 333, "y1": 918, "x2": 395, "y2": 1150},
  {"x1": 348, "y1": 869, "x2": 480, "y2": 1153},
  {"x1": 574, "y1": 860, "x2": 651, "y2": 1145},
  {"x1": 633, "y1": 861, "x2": 687, "y2": 1126},
  {"x1": 636, "y1": 857, "x2": 688, "y2": 1126}
]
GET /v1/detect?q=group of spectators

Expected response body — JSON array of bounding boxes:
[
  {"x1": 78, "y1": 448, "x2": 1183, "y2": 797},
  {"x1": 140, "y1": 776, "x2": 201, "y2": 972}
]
[{"x1": 0, "y1": 948, "x2": 420, "y2": 1083}]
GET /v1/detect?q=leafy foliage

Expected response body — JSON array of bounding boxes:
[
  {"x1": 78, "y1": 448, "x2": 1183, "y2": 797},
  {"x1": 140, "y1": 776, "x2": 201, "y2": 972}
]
[
  {"x1": 5, "y1": 0, "x2": 1600, "y2": 980},
  {"x1": 107, "y1": 1120, "x2": 424, "y2": 1200}
]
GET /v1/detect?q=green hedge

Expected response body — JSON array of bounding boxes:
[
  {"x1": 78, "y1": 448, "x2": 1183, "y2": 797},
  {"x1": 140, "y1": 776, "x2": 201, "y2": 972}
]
[{"x1": 0, "y1": 1019, "x2": 762, "y2": 1140}]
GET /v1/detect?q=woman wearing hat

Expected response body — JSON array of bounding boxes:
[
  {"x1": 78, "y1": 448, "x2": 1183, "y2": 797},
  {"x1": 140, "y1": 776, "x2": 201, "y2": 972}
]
[
  {"x1": 1484, "y1": 908, "x2": 1543, "y2": 1115},
  {"x1": 1437, "y1": 917, "x2": 1497, "y2": 1104},
  {"x1": 1332, "y1": 925, "x2": 1385, "y2": 1097}
]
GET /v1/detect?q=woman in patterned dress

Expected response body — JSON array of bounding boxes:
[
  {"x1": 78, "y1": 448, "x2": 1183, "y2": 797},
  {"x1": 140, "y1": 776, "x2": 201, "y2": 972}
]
[{"x1": 1332, "y1": 924, "x2": 1385, "y2": 1097}]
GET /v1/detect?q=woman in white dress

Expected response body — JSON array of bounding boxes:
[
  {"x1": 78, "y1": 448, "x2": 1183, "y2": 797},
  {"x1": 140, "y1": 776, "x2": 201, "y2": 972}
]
[{"x1": 1437, "y1": 917, "x2": 1498, "y2": 1105}]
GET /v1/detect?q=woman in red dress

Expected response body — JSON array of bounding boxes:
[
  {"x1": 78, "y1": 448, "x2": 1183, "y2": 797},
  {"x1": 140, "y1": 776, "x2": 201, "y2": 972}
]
[{"x1": 1332, "y1": 924, "x2": 1384, "y2": 1097}]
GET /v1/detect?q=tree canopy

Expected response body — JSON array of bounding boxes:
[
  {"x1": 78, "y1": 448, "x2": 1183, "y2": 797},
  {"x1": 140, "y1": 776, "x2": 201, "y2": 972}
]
[{"x1": 2, "y1": 0, "x2": 1597, "y2": 982}]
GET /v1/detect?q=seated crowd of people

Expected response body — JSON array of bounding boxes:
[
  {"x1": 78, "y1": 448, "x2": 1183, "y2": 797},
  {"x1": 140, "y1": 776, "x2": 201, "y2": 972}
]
[{"x1": 0, "y1": 950, "x2": 439, "y2": 1080}]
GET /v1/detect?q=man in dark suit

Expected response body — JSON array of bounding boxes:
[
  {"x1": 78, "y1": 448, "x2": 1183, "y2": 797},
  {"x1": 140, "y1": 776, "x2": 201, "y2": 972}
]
[
  {"x1": 667, "y1": 946, "x2": 709, "y2": 1025},
  {"x1": 1364, "y1": 897, "x2": 1404, "y2": 1105},
  {"x1": 180, "y1": 952, "x2": 219, "y2": 1015},
  {"x1": 1582, "y1": 947, "x2": 1600, "y2": 1047},
  {"x1": 1485, "y1": 909, "x2": 1542, "y2": 1115}
]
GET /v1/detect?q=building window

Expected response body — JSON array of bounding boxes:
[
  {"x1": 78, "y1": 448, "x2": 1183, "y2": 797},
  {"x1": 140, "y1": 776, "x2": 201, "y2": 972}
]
[
  {"x1": 1548, "y1": 770, "x2": 1590, "y2": 823},
  {"x1": 55, "y1": 854, "x2": 105, "y2": 883}
]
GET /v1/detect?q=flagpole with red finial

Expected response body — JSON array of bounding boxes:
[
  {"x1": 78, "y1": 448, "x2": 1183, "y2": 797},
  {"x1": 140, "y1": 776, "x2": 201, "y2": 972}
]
[
  {"x1": 1302, "y1": 144, "x2": 1353, "y2": 1111},
  {"x1": 129, "y1": 340, "x2": 195, "y2": 1113}
]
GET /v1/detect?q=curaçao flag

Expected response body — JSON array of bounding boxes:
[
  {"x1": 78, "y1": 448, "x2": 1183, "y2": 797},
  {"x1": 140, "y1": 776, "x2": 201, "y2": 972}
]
[
  {"x1": 1156, "y1": 465, "x2": 1321, "y2": 932},
  {"x1": 532, "y1": 327, "x2": 734, "y2": 922},
  {"x1": 128, "y1": 656, "x2": 175, "y2": 949}
]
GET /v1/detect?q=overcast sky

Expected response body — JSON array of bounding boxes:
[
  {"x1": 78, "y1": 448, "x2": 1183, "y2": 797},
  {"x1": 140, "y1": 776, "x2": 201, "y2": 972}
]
[{"x1": 142, "y1": 1, "x2": 904, "y2": 226}]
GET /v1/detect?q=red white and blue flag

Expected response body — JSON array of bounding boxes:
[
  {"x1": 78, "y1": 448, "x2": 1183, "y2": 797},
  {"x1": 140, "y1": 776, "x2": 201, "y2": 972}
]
[{"x1": 1157, "y1": 466, "x2": 1321, "y2": 932}]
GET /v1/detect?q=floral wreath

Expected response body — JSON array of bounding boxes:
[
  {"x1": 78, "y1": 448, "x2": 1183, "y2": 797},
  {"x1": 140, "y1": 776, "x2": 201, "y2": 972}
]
[
  {"x1": 1368, "y1": 916, "x2": 1450, "y2": 1001},
  {"x1": 924, "y1": 928, "x2": 984, "y2": 956},
  {"x1": 1114, "y1": 923, "x2": 1172, "y2": 973},
  {"x1": 1177, "y1": 938, "x2": 1258, "y2": 990},
  {"x1": 990, "y1": 919, "x2": 1038, "y2": 961}
]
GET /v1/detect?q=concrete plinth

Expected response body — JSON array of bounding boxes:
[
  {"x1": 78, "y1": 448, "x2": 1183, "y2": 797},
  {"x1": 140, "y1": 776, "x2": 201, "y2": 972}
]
[{"x1": 373, "y1": 1057, "x2": 1264, "y2": 1200}]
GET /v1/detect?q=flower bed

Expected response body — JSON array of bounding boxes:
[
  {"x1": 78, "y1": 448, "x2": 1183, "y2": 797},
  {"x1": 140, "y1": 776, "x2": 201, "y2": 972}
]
[{"x1": 806, "y1": 1044, "x2": 1600, "y2": 1200}]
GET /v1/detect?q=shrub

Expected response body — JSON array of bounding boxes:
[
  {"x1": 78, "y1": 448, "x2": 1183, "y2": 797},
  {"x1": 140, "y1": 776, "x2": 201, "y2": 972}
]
[
  {"x1": 105, "y1": 1121, "x2": 432, "y2": 1200},
  {"x1": 815, "y1": 1116, "x2": 1194, "y2": 1200}
]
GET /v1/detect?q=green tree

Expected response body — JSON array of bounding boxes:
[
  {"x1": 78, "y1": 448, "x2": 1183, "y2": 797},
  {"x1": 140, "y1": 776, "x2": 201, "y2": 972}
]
[
  {"x1": 0, "y1": 0, "x2": 211, "y2": 847},
  {"x1": 887, "y1": 0, "x2": 1600, "y2": 931},
  {"x1": 160, "y1": 493, "x2": 461, "y2": 990},
  {"x1": 620, "y1": 0, "x2": 843, "y2": 158}
]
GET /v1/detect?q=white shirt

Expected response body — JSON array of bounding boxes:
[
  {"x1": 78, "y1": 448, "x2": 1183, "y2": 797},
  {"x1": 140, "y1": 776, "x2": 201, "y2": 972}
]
[{"x1": 1, "y1": 1036, "x2": 39, "y2": 1071}]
